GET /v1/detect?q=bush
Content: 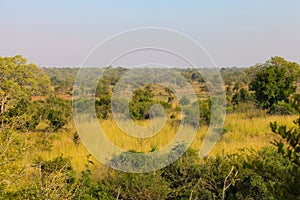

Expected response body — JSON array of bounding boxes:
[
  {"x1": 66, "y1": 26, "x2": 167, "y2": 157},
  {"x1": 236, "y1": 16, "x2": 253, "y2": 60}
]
[
  {"x1": 232, "y1": 88, "x2": 254, "y2": 105},
  {"x1": 269, "y1": 101, "x2": 296, "y2": 115},
  {"x1": 230, "y1": 173, "x2": 269, "y2": 200},
  {"x1": 95, "y1": 95, "x2": 112, "y2": 119},
  {"x1": 103, "y1": 172, "x2": 169, "y2": 200}
]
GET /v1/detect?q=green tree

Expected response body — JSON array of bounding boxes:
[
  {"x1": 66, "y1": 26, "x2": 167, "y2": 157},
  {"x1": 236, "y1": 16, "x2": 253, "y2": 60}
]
[
  {"x1": 249, "y1": 57, "x2": 297, "y2": 109},
  {"x1": 4, "y1": 98, "x2": 42, "y2": 131},
  {"x1": 45, "y1": 96, "x2": 72, "y2": 131},
  {"x1": 129, "y1": 87, "x2": 155, "y2": 120},
  {"x1": 232, "y1": 88, "x2": 253, "y2": 106},
  {"x1": 0, "y1": 55, "x2": 51, "y2": 114},
  {"x1": 266, "y1": 56, "x2": 300, "y2": 81}
]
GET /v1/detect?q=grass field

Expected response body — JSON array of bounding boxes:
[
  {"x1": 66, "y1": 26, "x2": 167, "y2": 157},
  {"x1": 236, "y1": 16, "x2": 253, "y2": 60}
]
[{"x1": 38, "y1": 113, "x2": 298, "y2": 172}]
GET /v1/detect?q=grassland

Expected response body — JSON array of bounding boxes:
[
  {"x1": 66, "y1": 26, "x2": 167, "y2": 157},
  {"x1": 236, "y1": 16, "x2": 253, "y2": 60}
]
[{"x1": 37, "y1": 112, "x2": 298, "y2": 173}]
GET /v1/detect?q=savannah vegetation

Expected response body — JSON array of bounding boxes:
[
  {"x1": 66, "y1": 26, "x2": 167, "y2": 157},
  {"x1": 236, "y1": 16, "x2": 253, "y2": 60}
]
[{"x1": 0, "y1": 55, "x2": 300, "y2": 199}]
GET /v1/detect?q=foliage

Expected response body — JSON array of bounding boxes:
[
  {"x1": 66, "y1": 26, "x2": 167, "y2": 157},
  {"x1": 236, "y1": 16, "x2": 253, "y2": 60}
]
[
  {"x1": 4, "y1": 96, "x2": 73, "y2": 132},
  {"x1": 3, "y1": 156, "x2": 77, "y2": 200},
  {"x1": 231, "y1": 88, "x2": 253, "y2": 106},
  {"x1": 242, "y1": 110, "x2": 300, "y2": 199},
  {"x1": 161, "y1": 149, "x2": 209, "y2": 199},
  {"x1": 103, "y1": 171, "x2": 169, "y2": 200},
  {"x1": 0, "y1": 130, "x2": 27, "y2": 193},
  {"x1": 128, "y1": 86, "x2": 170, "y2": 120},
  {"x1": 269, "y1": 101, "x2": 297, "y2": 115},
  {"x1": 45, "y1": 96, "x2": 72, "y2": 131},
  {"x1": 183, "y1": 99, "x2": 211, "y2": 127},
  {"x1": 43, "y1": 67, "x2": 78, "y2": 95},
  {"x1": 72, "y1": 132, "x2": 80, "y2": 146},
  {"x1": 220, "y1": 67, "x2": 250, "y2": 86},
  {"x1": 2, "y1": 55, "x2": 300, "y2": 199},
  {"x1": 75, "y1": 168, "x2": 115, "y2": 200},
  {"x1": 249, "y1": 57, "x2": 298, "y2": 109},
  {"x1": 0, "y1": 55, "x2": 51, "y2": 114},
  {"x1": 271, "y1": 118, "x2": 300, "y2": 166},
  {"x1": 0, "y1": 98, "x2": 41, "y2": 131}
]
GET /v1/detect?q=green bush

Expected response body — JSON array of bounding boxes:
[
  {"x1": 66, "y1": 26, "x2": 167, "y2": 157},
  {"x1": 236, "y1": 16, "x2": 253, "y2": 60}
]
[
  {"x1": 269, "y1": 101, "x2": 296, "y2": 115},
  {"x1": 103, "y1": 171, "x2": 169, "y2": 200}
]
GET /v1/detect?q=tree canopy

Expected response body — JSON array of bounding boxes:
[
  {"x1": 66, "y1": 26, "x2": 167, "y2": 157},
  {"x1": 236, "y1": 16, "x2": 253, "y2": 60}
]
[
  {"x1": 0, "y1": 55, "x2": 51, "y2": 113},
  {"x1": 249, "y1": 57, "x2": 298, "y2": 109}
]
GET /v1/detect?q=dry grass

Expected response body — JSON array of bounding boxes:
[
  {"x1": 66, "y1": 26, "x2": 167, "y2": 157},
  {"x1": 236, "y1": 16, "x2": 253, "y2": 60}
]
[
  {"x1": 36, "y1": 125, "x2": 104, "y2": 175},
  {"x1": 38, "y1": 113, "x2": 298, "y2": 172},
  {"x1": 100, "y1": 119, "x2": 180, "y2": 152},
  {"x1": 197, "y1": 113, "x2": 297, "y2": 155}
]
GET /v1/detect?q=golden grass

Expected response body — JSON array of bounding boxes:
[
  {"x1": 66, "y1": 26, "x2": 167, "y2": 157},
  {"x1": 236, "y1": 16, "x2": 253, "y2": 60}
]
[
  {"x1": 200, "y1": 113, "x2": 298, "y2": 155},
  {"x1": 36, "y1": 125, "x2": 104, "y2": 175},
  {"x1": 100, "y1": 119, "x2": 179, "y2": 152},
  {"x1": 38, "y1": 113, "x2": 298, "y2": 172}
]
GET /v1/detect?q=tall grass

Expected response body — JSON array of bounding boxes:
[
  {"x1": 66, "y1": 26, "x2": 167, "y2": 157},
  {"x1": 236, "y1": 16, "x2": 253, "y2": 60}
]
[
  {"x1": 201, "y1": 113, "x2": 297, "y2": 155},
  {"x1": 39, "y1": 113, "x2": 298, "y2": 172}
]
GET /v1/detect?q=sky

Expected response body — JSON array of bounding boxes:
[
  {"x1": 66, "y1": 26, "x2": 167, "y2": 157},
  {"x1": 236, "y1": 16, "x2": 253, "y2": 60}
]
[{"x1": 0, "y1": 0, "x2": 299, "y2": 67}]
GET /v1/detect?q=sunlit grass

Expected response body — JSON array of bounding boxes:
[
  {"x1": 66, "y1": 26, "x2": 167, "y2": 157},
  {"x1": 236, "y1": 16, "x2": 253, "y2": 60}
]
[
  {"x1": 100, "y1": 118, "x2": 180, "y2": 152},
  {"x1": 39, "y1": 113, "x2": 298, "y2": 172},
  {"x1": 202, "y1": 113, "x2": 297, "y2": 155},
  {"x1": 37, "y1": 125, "x2": 104, "y2": 175}
]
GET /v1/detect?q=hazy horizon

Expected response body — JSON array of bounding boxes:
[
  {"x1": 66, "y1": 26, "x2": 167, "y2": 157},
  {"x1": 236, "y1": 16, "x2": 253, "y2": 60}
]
[{"x1": 1, "y1": 1, "x2": 299, "y2": 68}]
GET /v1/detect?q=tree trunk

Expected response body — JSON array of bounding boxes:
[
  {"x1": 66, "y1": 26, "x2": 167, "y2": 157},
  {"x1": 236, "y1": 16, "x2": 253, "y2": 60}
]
[
  {"x1": 0, "y1": 99, "x2": 5, "y2": 114},
  {"x1": 0, "y1": 96, "x2": 8, "y2": 114}
]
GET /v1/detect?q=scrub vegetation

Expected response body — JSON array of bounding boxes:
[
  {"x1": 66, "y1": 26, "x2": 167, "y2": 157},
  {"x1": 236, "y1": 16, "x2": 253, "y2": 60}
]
[{"x1": 1, "y1": 55, "x2": 300, "y2": 199}]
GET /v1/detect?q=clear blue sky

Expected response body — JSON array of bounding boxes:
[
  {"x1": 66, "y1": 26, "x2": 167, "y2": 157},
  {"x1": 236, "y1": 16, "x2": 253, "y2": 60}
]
[{"x1": 0, "y1": 0, "x2": 299, "y2": 67}]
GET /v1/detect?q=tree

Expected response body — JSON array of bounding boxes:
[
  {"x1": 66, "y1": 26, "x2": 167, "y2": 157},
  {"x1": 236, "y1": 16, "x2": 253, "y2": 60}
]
[
  {"x1": 129, "y1": 87, "x2": 155, "y2": 120},
  {"x1": 45, "y1": 96, "x2": 72, "y2": 131},
  {"x1": 4, "y1": 98, "x2": 42, "y2": 131},
  {"x1": 249, "y1": 57, "x2": 298, "y2": 109},
  {"x1": 231, "y1": 88, "x2": 253, "y2": 106},
  {"x1": 0, "y1": 55, "x2": 51, "y2": 114},
  {"x1": 266, "y1": 56, "x2": 300, "y2": 81}
]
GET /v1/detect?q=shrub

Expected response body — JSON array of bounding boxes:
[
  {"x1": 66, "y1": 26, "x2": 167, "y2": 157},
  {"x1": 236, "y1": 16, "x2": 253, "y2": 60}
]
[
  {"x1": 269, "y1": 101, "x2": 296, "y2": 115},
  {"x1": 101, "y1": 171, "x2": 169, "y2": 200}
]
